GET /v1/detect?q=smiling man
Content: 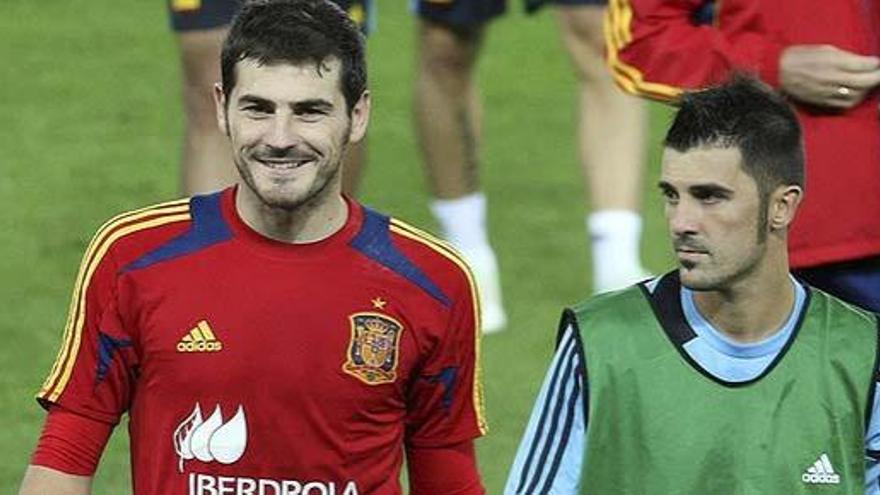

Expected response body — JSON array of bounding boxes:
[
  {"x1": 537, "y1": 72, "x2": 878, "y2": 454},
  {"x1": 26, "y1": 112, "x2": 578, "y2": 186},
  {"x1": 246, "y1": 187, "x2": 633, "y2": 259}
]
[
  {"x1": 18, "y1": 2, "x2": 487, "y2": 494},
  {"x1": 505, "y1": 76, "x2": 880, "y2": 494}
]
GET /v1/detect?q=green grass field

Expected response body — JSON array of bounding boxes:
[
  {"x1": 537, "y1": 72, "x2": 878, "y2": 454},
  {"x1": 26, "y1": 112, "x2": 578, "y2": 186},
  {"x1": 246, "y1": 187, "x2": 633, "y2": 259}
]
[{"x1": 2, "y1": 0, "x2": 673, "y2": 491}]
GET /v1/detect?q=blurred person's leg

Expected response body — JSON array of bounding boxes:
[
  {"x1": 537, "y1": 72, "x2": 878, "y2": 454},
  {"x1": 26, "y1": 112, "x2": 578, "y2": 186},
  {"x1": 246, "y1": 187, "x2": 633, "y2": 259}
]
[
  {"x1": 555, "y1": 4, "x2": 649, "y2": 293},
  {"x1": 171, "y1": 0, "x2": 367, "y2": 196},
  {"x1": 335, "y1": 0, "x2": 372, "y2": 195},
  {"x1": 177, "y1": 27, "x2": 237, "y2": 195},
  {"x1": 170, "y1": 0, "x2": 239, "y2": 195},
  {"x1": 414, "y1": 0, "x2": 506, "y2": 333}
]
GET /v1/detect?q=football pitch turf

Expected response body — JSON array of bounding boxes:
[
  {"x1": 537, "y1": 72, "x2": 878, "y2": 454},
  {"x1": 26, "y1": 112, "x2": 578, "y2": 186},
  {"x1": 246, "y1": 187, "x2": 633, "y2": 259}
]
[{"x1": 1, "y1": 0, "x2": 674, "y2": 491}]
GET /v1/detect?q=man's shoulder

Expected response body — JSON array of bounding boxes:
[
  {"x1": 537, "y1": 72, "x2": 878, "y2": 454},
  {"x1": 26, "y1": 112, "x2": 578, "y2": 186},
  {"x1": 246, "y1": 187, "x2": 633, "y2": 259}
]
[
  {"x1": 386, "y1": 216, "x2": 469, "y2": 272},
  {"x1": 805, "y1": 284, "x2": 879, "y2": 332},
  {"x1": 354, "y1": 206, "x2": 475, "y2": 302},
  {"x1": 560, "y1": 282, "x2": 655, "y2": 340},
  {"x1": 86, "y1": 196, "x2": 199, "y2": 270},
  {"x1": 569, "y1": 280, "x2": 654, "y2": 319}
]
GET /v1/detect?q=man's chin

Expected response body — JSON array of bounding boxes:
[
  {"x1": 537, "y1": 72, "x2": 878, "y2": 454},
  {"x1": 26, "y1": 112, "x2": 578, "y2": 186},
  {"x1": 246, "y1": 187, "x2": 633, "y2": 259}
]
[
  {"x1": 678, "y1": 267, "x2": 717, "y2": 291},
  {"x1": 259, "y1": 192, "x2": 313, "y2": 212}
]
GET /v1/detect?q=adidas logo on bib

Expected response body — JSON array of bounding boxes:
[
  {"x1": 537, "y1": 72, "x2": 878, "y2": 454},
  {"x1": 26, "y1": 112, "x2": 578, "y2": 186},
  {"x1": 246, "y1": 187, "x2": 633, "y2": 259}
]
[{"x1": 802, "y1": 453, "x2": 840, "y2": 485}]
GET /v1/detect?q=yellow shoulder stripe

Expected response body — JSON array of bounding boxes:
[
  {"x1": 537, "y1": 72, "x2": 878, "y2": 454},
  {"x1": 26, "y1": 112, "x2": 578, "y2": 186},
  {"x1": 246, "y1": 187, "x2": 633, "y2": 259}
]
[
  {"x1": 39, "y1": 199, "x2": 191, "y2": 402},
  {"x1": 605, "y1": 0, "x2": 684, "y2": 101},
  {"x1": 388, "y1": 218, "x2": 488, "y2": 435}
]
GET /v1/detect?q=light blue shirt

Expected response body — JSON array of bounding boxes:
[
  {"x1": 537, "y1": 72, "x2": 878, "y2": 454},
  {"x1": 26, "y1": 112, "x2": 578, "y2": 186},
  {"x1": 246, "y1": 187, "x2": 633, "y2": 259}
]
[{"x1": 505, "y1": 277, "x2": 880, "y2": 494}]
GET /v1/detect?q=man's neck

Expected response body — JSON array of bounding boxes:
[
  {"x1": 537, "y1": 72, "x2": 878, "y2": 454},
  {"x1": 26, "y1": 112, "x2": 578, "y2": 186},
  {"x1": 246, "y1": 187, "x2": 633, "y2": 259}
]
[
  {"x1": 235, "y1": 187, "x2": 349, "y2": 244},
  {"x1": 691, "y1": 267, "x2": 795, "y2": 344}
]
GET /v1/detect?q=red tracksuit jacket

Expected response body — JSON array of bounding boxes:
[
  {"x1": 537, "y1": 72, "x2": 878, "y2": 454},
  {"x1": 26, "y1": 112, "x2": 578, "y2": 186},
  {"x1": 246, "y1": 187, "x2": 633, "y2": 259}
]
[{"x1": 608, "y1": 0, "x2": 880, "y2": 268}]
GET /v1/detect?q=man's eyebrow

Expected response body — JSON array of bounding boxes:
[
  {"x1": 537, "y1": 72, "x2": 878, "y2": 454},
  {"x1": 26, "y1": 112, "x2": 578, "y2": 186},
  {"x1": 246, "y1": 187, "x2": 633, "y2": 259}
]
[
  {"x1": 237, "y1": 95, "x2": 274, "y2": 107},
  {"x1": 657, "y1": 181, "x2": 676, "y2": 192},
  {"x1": 689, "y1": 183, "x2": 734, "y2": 196},
  {"x1": 292, "y1": 99, "x2": 334, "y2": 112}
]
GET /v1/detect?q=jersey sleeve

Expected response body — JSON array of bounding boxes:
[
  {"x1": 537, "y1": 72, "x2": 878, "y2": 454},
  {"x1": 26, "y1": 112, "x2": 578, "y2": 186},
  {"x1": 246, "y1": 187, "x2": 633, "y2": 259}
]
[
  {"x1": 606, "y1": 0, "x2": 785, "y2": 101},
  {"x1": 865, "y1": 355, "x2": 880, "y2": 493},
  {"x1": 31, "y1": 405, "x2": 115, "y2": 476},
  {"x1": 406, "y1": 440, "x2": 485, "y2": 495},
  {"x1": 505, "y1": 317, "x2": 587, "y2": 495},
  {"x1": 36, "y1": 224, "x2": 139, "y2": 425},
  {"x1": 405, "y1": 263, "x2": 488, "y2": 448}
]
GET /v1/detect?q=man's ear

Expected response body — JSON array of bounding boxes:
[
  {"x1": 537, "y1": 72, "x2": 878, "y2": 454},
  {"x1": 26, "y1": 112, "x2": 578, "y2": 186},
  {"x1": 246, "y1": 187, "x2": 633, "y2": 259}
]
[
  {"x1": 213, "y1": 83, "x2": 230, "y2": 137},
  {"x1": 348, "y1": 90, "x2": 371, "y2": 144},
  {"x1": 768, "y1": 184, "x2": 804, "y2": 231}
]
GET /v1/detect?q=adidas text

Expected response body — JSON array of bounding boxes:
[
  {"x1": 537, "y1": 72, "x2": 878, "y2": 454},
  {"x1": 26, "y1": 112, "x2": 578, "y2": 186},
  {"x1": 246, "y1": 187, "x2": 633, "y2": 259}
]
[
  {"x1": 802, "y1": 472, "x2": 840, "y2": 485},
  {"x1": 177, "y1": 341, "x2": 223, "y2": 353},
  {"x1": 189, "y1": 473, "x2": 359, "y2": 495}
]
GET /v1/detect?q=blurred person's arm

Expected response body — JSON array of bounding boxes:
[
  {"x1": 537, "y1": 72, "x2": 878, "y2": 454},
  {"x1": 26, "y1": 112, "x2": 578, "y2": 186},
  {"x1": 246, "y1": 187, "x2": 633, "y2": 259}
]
[
  {"x1": 778, "y1": 45, "x2": 880, "y2": 109},
  {"x1": 19, "y1": 466, "x2": 92, "y2": 495},
  {"x1": 606, "y1": 0, "x2": 783, "y2": 100},
  {"x1": 606, "y1": 0, "x2": 880, "y2": 109}
]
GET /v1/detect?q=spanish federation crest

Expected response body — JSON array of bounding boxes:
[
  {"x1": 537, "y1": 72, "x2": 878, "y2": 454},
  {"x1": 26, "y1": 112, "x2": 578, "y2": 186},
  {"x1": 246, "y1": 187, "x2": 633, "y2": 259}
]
[{"x1": 343, "y1": 312, "x2": 404, "y2": 385}]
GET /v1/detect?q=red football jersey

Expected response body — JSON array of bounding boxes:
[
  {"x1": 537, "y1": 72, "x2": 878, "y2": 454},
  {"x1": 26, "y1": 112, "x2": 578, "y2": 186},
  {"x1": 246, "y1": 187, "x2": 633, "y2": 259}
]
[{"x1": 36, "y1": 187, "x2": 487, "y2": 495}]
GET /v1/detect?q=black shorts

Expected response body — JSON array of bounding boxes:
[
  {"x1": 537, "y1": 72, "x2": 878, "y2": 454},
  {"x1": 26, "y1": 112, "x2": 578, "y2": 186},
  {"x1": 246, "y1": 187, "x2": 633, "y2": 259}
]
[
  {"x1": 524, "y1": 0, "x2": 605, "y2": 14},
  {"x1": 414, "y1": 0, "x2": 605, "y2": 27},
  {"x1": 414, "y1": 0, "x2": 506, "y2": 27},
  {"x1": 168, "y1": 0, "x2": 373, "y2": 33}
]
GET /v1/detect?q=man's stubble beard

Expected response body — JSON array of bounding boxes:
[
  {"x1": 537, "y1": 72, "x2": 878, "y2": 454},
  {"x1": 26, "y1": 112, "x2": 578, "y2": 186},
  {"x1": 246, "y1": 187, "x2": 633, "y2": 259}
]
[{"x1": 232, "y1": 128, "x2": 351, "y2": 214}]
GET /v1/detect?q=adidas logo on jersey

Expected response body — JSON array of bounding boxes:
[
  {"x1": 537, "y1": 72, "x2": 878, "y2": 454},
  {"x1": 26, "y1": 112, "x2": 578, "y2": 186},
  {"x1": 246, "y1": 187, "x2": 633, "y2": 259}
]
[
  {"x1": 177, "y1": 320, "x2": 223, "y2": 353},
  {"x1": 802, "y1": 453, "x2": 840, "y2": 485}
]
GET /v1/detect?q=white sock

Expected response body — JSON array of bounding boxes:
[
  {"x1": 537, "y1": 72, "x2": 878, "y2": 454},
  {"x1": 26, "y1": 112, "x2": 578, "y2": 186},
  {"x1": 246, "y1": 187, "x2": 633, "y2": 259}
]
[
  {"x1": 431, "y1": 193, "x2": 506, "y2": 332},
  {"x1": 430, "y1": 193, "x2": 490, "y2": 251},
  {"x1": 588, "y1": 210, "x2": 647, "y2": 292}
]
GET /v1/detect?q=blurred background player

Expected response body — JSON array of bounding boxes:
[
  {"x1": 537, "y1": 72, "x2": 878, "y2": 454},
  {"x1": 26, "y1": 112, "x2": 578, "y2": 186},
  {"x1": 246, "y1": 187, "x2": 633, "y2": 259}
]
[
  {"x1": 606, "y1": 0, "x2": 880, "y2": 312},
  {"x1": 413, "y1": 0, "x2": 649, "y2": 334},
  {"x1": 169, "y1": 0, "x2": 370, "y2": 195}
]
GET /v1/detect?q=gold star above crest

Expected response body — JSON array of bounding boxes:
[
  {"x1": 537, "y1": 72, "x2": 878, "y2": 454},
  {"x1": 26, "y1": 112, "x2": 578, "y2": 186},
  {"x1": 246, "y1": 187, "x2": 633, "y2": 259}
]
[{"x1": 371, "y1": 297, "x2": 387, "y2": 310}]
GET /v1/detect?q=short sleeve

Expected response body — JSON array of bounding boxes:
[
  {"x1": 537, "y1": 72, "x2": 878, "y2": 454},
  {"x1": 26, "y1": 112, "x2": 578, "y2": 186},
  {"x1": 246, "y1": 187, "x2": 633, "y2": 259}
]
[
  {"x1": 505, "y1": 318, "x2": 587, "y2": 494},
  {"x1": 405, "y1": 266, "x2": 487, "y2": 447},
  {"x1": 36, "y1": 226, "x2": 139, "y2": 425}
]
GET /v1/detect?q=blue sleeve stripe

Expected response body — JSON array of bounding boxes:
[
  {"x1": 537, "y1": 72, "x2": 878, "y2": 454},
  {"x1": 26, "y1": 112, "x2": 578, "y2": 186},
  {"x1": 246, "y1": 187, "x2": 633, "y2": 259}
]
[
  {"x1": 123, "y1": 192, "x2": 232, "y2": 272},
  {"x1": 523, "y1": 341, "x2": 581, "y2": 494},
  {"x1": 865, "y1": 317, "x2": 880, "y2": 493},
  {"x1": 351, "y1": 208, "x2": 451, "y2": 307},
  {"x1": 866, "y1": 381, "x2": 880, "y2": 492},
  {"x1": 514, "y1": 333, "x2": 575, "y2": 492},
  {"x1": 537, "y1": 363, "x2": 585, "y2": 495},
  {"x1": 513, "y1": 327, "x2": 583, "y2": 493},
  {"x1": 95, "y1": 332, "x2": 132, "y2": 385}
]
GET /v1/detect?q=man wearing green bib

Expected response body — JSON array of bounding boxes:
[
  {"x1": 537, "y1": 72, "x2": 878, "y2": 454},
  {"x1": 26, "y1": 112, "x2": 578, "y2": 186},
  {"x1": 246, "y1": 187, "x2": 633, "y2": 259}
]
[{"x1": 505, "y1": 76, "x2": 880, "y2": 494}]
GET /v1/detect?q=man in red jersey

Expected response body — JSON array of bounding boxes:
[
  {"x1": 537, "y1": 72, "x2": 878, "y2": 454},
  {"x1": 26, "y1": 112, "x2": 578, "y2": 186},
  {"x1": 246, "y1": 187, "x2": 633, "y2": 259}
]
[{"x1": 18, "y1": 1, "x2": 487, "y2": 494}]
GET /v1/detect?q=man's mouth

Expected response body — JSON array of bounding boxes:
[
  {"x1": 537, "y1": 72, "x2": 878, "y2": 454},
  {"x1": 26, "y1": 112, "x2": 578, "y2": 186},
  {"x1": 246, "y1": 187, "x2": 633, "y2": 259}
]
[
  {"x1": 673, "y1": 238, "x2": 709, "y2": 256},
  {"x1": 676, "y1": 248, "x2": 708, "y2": 255},
  {"x1": 255, "y1": 157, "x2": 315, "y2": 170},
  {"x1": 675, "y1": 244, "x2": 710, "y2": 267}
]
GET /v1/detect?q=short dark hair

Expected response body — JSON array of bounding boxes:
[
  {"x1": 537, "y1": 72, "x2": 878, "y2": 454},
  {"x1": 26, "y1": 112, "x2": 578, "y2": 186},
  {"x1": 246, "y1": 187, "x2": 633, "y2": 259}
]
[
  {"x1": 220, "y1": 0, "x2": 367, "y2": 113},
  {"x1": 664, "y1": 75, "x2": 805, "y2": 197}
]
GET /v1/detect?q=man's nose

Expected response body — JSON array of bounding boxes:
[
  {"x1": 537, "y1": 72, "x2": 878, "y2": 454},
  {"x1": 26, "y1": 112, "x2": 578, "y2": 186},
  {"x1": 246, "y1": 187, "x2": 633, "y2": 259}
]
[
  {"x1": 265, "y1": 115, "x2": 301, "y2": 149},
  {"x1": 668, "y1": 199, "x2": 700, "y2": 236}
]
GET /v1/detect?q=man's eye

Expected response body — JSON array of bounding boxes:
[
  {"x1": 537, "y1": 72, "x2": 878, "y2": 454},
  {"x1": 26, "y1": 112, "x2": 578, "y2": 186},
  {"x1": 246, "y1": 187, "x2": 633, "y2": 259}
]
[
  {"x1": 661, "y1": 190, "x2": 679, "y2": 204},
  {"x1": 298, "y1": 109, "x2": 327, "y2": 119},
  {"x1": 694, "y1": 191, "x2": 724, "y2": 204}
]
